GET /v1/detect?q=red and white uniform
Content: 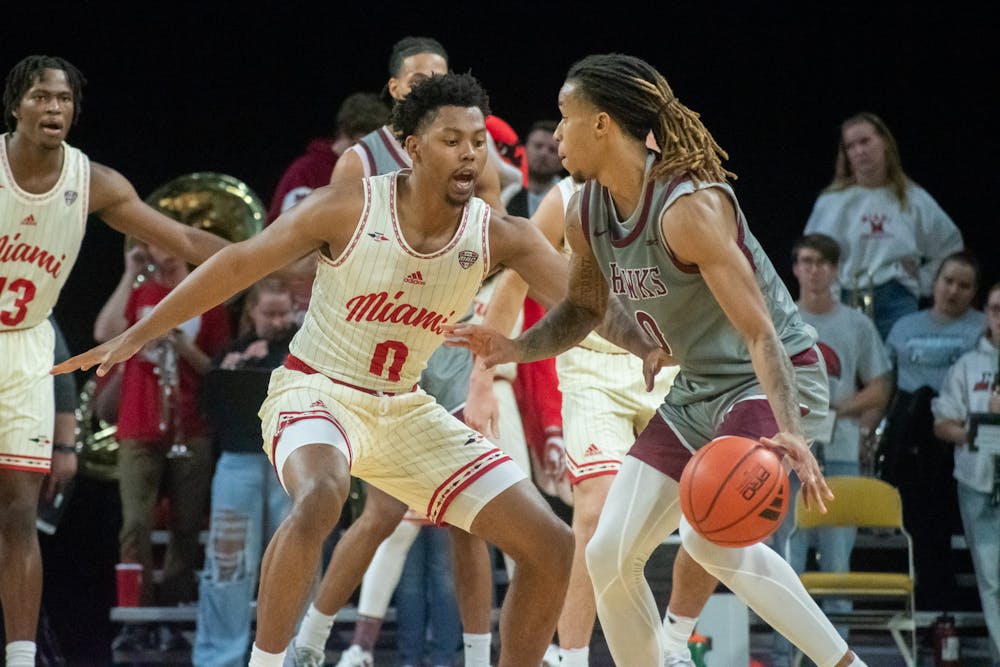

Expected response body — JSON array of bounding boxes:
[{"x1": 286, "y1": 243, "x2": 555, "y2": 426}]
[
  {"x1": 0, "y1": 136, "x2": 89, "y2": 471},
  {"x1": 261, "y1": 171, "x2": 525, "y2": 530}
]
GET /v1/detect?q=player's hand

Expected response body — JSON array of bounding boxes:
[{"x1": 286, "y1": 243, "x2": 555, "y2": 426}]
[
  {"x1": 51, "y1": 332, "x2": 144, "y2": 378},
  {"x1": 42, "y1": 449, "x2": 77, "y2": 502},
  {"x1": 760, "y1": 432, "x2": 834, "y2": 513},
  {"x1": 542, "y1": 431, "x2": 567, "y2": 480},
  {"x1": 441, "y1": 323, "x2": 523, "y2": 369},
  {"x1": 464, "y1": 364, "x2": 501, "y2": 439},
  {"x1": 642, "y1": 346, "x2": 675, "y2": 392}
]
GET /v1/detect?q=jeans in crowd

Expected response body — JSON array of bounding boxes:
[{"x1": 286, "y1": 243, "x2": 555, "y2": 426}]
[
  {"x1": 394, "y1": 525, "x2": 462, "y2": 667},
  {"x1": 957, "y1": 480, "x2": 1000, "y2": 662},
  {"x1": 192, "y1": 452, "x2": 291, "y2": 667}
]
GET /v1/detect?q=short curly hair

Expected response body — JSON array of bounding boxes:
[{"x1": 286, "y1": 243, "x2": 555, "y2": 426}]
[
  {"x1": 390, "y1": 71, "x2": 490, "y2": 143},
  {"x1": 4, "y1": 55, "x2": 86, "y2": 132}
]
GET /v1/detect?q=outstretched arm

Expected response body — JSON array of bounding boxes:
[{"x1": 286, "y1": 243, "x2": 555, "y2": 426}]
[
  {"x1": 665, "y1": 189, "x2": 832, "y2": 511},
  {"x1": 89, "y1": 163, "x2": 231, "y2": 266},
  {"x1": 55, "y1": 186, "x2": 348, "y2": 377}
]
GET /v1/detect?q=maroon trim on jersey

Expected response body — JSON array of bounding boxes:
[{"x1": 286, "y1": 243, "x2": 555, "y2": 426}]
[
  {"x1": 427, "y1": 448, "x2": 513, "y2": 525},
  {"x1": 736, "y1": 211, "x2": 757, "y2": 272},
  {"x1": 628, "y1": 413, "x2": 695, "y2": 481},
  {"x1": 377, "y1": 126, "x2": 410, "y2": 169},
  {"x1": 356, "y1": 142, "x2": 378, "y2": 176},
  {"x1": 579, "y1": 180, "x2": 593, "y2": 248},
  {"x1": 390, "y1": 171, "x2": 471, "y2": 259},
  {"x1": 656, "y1": 177, "x2": 701, "y2": 274},
  {"x1": 608, "y1": 180, "x2": 655, "y2": 248},
  {"x1": 283, "y1": 354, "x2": 417, "y2": 395},
  {"x1": 329, "y1": 177, "x2": 374, "y2": 268}
]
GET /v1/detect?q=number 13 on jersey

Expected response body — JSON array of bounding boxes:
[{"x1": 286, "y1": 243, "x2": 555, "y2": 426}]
[{"x1": 0, "y1": 276, "x2": 37, "y2": 327}]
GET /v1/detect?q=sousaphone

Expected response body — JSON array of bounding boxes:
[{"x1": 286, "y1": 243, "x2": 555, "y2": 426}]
[{"x1": 76, "y1": 172, "x2": 264, "y2": 481}]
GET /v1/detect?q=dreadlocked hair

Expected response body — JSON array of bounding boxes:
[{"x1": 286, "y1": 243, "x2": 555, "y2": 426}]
[
  {"x1": 4, "y1": 55, "x2": 86, "y2": 133},
  {"x1": 566, "y1": 54, "x2": 735, "y2": 184},
  {"x1": 390, "y1": 71, "x2": 491, "y2": 143}
]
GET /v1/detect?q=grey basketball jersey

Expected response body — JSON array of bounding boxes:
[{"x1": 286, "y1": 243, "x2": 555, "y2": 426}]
[
  {"x1": 582, "y1": 163, "x2": 816, "y2": 405},
  {"x1": 351, "y1": 125, "x2": 411, "y2": 177}
]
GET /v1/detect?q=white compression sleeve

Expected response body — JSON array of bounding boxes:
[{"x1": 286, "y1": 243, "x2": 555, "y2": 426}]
[
  {"x1": 356, "y1": 519, "x2": 421, "y2": 616},
  {"x1": 679, "y1": 518, "x2": 849, "y2": 667}
]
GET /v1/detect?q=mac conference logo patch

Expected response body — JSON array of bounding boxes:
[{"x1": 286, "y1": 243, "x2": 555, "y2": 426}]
[{"x1": 458, "y1": 250, "x2": 478, "y2": 269}]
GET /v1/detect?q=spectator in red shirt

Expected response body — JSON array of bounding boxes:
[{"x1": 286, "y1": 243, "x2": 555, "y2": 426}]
[{"x1": 265, "y1": 92, "x2": 389, "y2": 225}]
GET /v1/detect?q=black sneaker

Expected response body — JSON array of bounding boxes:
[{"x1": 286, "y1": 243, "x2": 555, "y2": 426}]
[
  {"x1": 111, "y1": 624, "x2": 152, "y2": 652},
  {"x1": 157, "y1": 624, "x2": 189, "y2": 652}
]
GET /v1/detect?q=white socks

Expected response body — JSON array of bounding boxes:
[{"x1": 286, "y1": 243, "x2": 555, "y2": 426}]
[
  {"x1": 296, "y1": 603, "x2": 336, "y2": 652},
  {"x1": 560, "y1": 645, "x2": 589, "y2": 666},
  {"x1": 248, "y1": 644, "x2": 286, "y2": 667},
  {"x1": 463, "y1": 632, "x2": 492, "y2": 667},
  {"x1": 5, "y1": 641, "x2": 36, "y2": 667},
  {"x1": 663, "y1": 609, "x2": 698, "y2": 659}
]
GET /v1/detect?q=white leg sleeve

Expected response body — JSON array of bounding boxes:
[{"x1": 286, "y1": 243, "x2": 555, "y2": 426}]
[
  {"x1": 679, "y1": 517, "x2": 848, "y2": 667},
  {"x1": 357, "y1": 519, "x2": 421, "y2": 617},
  {"x1": 586, "y1": 457, "x2": 683, "y2": 667}
]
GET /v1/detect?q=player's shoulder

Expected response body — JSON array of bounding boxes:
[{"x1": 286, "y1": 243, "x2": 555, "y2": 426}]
[{"x1": 488, "y1": 209, "x2": 533, "y2": 237}]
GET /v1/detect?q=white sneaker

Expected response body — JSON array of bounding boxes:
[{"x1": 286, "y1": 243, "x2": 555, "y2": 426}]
[
  {"x1": 284, "y1": 637, "x2": 326, "y2": 667},
  {"x1": 541, "y1": 643, "x2": 561, "y2": 666},
  {"x1": 664, "y1": 653, "x2": 695, "y2": 667},
  {"x1": 335, "y1": 644, "x2": 374, "y2": 667}
]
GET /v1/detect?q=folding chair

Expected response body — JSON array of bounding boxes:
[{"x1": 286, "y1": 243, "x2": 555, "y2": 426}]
[{"x1": 785, "y1": 476, "x2": 917, "y2": 667}]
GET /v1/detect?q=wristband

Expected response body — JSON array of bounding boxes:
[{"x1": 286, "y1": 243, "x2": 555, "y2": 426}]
[{"x1": 52, "y1": 443, "x2": 79, "y2": 455}]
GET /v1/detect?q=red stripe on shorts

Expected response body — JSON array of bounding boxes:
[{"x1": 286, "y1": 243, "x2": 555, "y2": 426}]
[{"x1": 427, "y1": 449, "x2": 512, "y2": 525}]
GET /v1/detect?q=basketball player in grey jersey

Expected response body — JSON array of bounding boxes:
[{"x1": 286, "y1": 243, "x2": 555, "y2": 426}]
[{"x1": 446, "y1": 54, "x2": 868, "y2": 667}]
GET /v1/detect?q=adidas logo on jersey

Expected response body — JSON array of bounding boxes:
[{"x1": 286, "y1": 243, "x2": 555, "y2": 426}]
[
  {"x1": 20, "y1": 214, "x2": 37, "y2": 226},
  {"x1": 584, "y1": 443, "x2": 602, "y2": 457},
  {"x1": 403, "y1": 271, "x2": 425, "y2": 285}
]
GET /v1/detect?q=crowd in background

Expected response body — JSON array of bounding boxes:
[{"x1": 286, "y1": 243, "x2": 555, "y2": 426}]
[{"x1": 3, "y1": 45, "x2": 998, "y2": 667}]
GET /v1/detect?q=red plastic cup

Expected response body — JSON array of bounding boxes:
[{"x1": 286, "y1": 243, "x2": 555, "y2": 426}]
[{"x1": 115, "y1": 563, "x2": 143, "y2": 607}]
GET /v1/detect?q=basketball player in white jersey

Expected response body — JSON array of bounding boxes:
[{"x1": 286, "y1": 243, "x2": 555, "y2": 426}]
[
  {"x1": 54, "y1": 72, "x2": 575, "y2": 667},
  {"x1": 287, "y1": 37, "x2": 511, "y2": 667},
  {"x1": 0, "y1": 54, "x2": 229, "y2": 667}
]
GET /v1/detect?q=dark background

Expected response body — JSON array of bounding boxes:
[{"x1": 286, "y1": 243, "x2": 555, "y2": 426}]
[
  {"x1": 3, "y1": 1, "x2": 994, "y2": 356},
  {"x1": 1, "y1": 2, "x2": 995, "y2": 663}
]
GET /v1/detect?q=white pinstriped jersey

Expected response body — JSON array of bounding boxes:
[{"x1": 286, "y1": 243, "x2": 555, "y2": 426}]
[
  {"x1": 289, "y1": 171, "x2": 490, "y2": 393},
  {"x1": 0, "y1": 135, "x2": 89, "y2": 331}
]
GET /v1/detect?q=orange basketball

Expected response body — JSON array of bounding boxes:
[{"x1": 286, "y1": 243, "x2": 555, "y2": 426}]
[{"x1": 679, "y1": 435, "x2": 789, "y2": 547}]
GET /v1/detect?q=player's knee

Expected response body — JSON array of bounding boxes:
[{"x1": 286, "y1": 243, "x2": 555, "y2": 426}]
[
  {"x1": 512, "y1": 516, "x2": 573, "y2": 574},
  {"x1": 354, "y1": 497, "x2": 407, "y2": 539},
  {"x1": 0, "y1": 491, "x2": 37, "y2": 536},
  {"x1": 287, "y1": 475, "x2": 347, "y2": 533},
  {"x1": 679, "y1": 519, "x2": 739, "y2": 570},
  {"x1": 571, "y1": 501, "x2": 604, "y2": 544},
  {"x1": 585, "y1": 521, "x2": 624, "y2": 586}
]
